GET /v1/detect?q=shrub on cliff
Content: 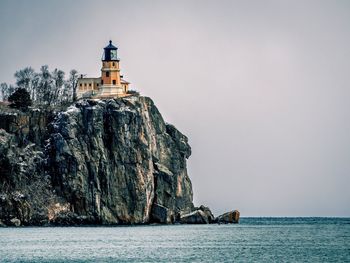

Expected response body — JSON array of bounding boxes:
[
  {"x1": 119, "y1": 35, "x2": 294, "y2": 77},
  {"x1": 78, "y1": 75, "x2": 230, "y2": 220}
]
[
  {"x1": 8, "y1": 88, "x2": 32, "y2": 109},
  {"x1": 127, "y1": 89, "x2": 140, "y2": 96}
]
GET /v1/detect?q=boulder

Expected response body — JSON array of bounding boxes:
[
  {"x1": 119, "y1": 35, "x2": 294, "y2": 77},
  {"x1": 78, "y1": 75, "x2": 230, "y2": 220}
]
[
  {"x1": 198, "y1": 205, "x2": 215, "y2": 223},
  {"x1": 179, "y1": 206, "x2": 214, "y2": 224},
  {"x1": 216, "y1": 210, "x2": 240, "y2": 224},
  {"x1": 0, "y1": 192, "x2": 32, "y2": 226},
  {"x1": 9, "y1": 218, "x2": 21, "y2": 227},
  {"x1": 180, "y1": 210, "x2": 209, "y2": 224}
]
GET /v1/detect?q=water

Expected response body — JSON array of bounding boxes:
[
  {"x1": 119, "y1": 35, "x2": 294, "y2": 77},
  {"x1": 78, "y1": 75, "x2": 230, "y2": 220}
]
[{"x1": 0, "y1": 218, "x2": 349, "y2": 262}]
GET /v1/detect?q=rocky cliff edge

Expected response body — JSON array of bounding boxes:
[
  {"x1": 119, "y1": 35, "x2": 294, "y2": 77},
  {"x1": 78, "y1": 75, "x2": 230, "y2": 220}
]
[
  {"x1": 0, "y1": 96, "x2": 239, "y2": 226},
  {"x1": 0, "y1": 96, "x2": 208, "y2": 226}
]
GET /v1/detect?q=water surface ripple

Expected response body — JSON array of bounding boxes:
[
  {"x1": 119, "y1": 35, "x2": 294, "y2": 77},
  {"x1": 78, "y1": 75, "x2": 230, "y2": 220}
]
[{"x1": 0, "y1": 218, "x2": 349, "y2": 262}]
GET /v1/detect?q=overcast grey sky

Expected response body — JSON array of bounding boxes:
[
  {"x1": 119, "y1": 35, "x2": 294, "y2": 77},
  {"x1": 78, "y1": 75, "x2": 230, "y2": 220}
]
[{"x1": 1, "y1": 0, "x2": 350, "y2": 216}]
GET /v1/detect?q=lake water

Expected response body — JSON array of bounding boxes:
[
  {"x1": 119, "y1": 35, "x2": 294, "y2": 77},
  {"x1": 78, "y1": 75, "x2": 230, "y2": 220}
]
[{"x1": 0, "y1": 218, "x2": 349, "y2": 262}]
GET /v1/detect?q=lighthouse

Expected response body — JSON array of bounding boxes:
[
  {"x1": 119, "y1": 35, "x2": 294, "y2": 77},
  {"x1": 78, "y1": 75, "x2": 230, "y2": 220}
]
[
  {"x1": 100, "y1": 40, "x2": 122, "y2": 96},
  {"x1": 77, "y1": 40, "x2": 130, "y2": 99}
]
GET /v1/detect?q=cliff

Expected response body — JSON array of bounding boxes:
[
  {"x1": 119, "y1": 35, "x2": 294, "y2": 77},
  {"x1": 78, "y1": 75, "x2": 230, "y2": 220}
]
[{"x1": 0, "y1": 96, "x2": 206, "y2": 226}]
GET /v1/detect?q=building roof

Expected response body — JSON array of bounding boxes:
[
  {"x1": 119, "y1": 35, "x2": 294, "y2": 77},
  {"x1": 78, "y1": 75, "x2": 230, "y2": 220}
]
[
  {"x1": 104, "y1": 40, "x2": 117, "y2": 50},
  {"x1": 121, "y1": 79, "x2": 130, "y2": 84}
]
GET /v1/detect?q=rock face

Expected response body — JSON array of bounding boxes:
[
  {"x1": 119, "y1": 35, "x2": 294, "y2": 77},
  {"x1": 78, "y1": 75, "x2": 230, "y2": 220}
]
[
  {"x1": 0, "y1": 127, "x2": 53, "y2": 226},
  {"x1": 216, "y1": 210, "x2": 240, "y2": 224},
  {"x1": 0, "y1": 96, "x2": 196, "y2": 225}
]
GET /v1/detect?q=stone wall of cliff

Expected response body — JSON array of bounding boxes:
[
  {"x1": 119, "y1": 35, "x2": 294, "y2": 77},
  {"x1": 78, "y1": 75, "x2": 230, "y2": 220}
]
[{"x1": 0, "y1": 96, "x2": 195, "y2": 226}]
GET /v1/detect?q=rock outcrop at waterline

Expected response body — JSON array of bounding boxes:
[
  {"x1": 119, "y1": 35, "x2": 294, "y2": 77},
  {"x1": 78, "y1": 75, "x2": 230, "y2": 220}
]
[
  {"x1": 215, "y1": 210, "x2": 240, "y2": 224},
  {"x1": 180, "y1": 205, "x2": 215, "y2": 224},
  {"x1": 0, "y1": 96, "x2": 239, "y2": 226}
]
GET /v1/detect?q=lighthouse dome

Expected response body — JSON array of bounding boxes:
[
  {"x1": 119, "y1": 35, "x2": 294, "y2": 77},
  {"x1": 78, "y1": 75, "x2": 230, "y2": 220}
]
[{"x1": 102, "y1": 40, "x2": 119, "y2": 61}]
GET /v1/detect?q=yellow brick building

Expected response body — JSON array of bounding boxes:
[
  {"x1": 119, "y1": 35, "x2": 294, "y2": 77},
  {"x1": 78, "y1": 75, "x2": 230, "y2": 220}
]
[{"x1": 77, "y1": 40, "x2": 130, "y2": 99}]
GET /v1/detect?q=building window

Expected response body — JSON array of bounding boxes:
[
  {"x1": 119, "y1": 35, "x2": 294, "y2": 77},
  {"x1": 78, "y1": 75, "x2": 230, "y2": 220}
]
[
  {"x1": 101, "y1": 80, "x2": 104, "y2": 85},
  {"x1": 79, "y1": 83, "x2": 82, "y2": 87},
  {"x1": 112, "y1": 62, "x2": 115, "y2": 66},
  {"x1": 84, "y1": 83, "x2": 87, "y2": 86},
  {"x1": 106, "y1": 71, "x2": 110, "y2": 77},
  {"x1": 89, "y1": 83, "x2": 91, "y2": 87},
  {"x1": 113, "y1": 80, "x2": 116, "y2": 85},
  {"x1": 97, "y1": 84, "x2": 99, "y2": 86}
]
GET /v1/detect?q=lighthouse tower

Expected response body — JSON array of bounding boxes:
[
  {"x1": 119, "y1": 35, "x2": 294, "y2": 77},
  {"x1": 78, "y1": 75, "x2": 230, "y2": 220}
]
[
  {"x1": 76, "y1": 40, "x2": 130, "y2": 99},
  {"x1": 99, "y1": 40, "x2": 125, "y2": 97}
]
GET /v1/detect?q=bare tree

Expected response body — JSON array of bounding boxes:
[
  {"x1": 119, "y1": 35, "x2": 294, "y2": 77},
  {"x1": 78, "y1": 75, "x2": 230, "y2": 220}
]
[
  {"x1": 51, "y1": 69, "x2": 65, "y2": 105},
  {"x1": 0, "y1": 83, "x2": 15, "y2": 101},
  {"x1": 0, "y1": 83, "x2": 7, "y2": 101},
  {"x1": 61, "y1": 81, "x2": 73, "y2": 104},
  {"x1": 14, "y1": 67, "x2": 36, "y2": 100},
  {"x1": 36, "y1": 65, "x2": 53, "y2": 105},
  {"x1": 1, "y1": 66, "x2": 79, "y2": 106},
  {"x1": 69, "y1": 69, "x2": 79, "y2": 102}
]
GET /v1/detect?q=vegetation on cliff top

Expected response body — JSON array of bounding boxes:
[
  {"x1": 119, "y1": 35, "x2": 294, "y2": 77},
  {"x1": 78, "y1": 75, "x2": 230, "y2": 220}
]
[{"x1": 0, "y1": 66, "x2": 79, "y2": 107}]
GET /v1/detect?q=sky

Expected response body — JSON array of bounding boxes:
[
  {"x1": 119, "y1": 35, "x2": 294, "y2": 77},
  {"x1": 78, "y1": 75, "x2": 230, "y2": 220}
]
[{"x1": 0, "y1": 0, "x2": 349, "y2": 217}]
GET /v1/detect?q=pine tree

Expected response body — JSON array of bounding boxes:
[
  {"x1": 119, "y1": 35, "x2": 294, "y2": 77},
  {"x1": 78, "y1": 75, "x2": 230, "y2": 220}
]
[{"x1": 8, "y1": 88, "x2": 32, "y2": 109}]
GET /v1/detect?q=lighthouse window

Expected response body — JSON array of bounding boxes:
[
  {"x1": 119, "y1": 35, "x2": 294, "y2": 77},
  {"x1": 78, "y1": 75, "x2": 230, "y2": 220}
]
[
  {"x1": 113, "y1": 80, "x2": 116, "y2": 85},
  {"x1": 106, "y1": 71, "x2": 110, "y2": 77}
]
